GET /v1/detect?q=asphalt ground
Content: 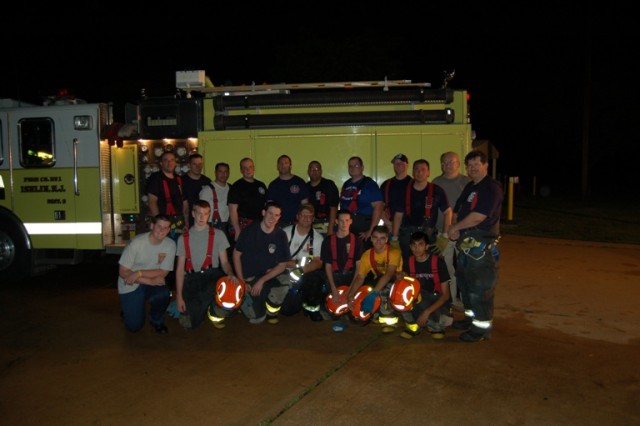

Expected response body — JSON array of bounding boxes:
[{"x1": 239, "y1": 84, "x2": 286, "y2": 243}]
[{"x1": 1, "y1": 235, "x2": 639, "y2": 425}]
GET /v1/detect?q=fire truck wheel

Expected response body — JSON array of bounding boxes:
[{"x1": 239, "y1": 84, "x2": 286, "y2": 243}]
[{"x1": 0, "y1": 211, "x2": 32, "y2": 283}]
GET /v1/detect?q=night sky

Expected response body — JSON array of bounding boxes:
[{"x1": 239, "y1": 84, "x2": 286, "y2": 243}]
[{"x1": 2, "y1": 4, "x2": 636, "y2": 196}]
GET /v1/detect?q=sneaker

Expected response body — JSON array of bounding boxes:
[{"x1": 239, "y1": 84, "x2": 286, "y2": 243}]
[
  {"x1": 381, "y1": 326, "x2": 396, "y2": 334},
  {"x1": 430, "y1": 330, "x2": 445, "y2": 340},
  {"x1": 459, "y1": 330, "x2": 491, "y2": 342},
  {"x1": 267, "y1": 315, "x2": 279, "y2": 325},
  {"x1": 249, "y1": 315, "x2": 266, "y2": 324},
  {"x1": 212, "y1": 319, "x2": 226, "y2": 329},
  {"x1": 153, "y1": 323, "x2": 168, "y2": 335},
  {"x1": 452, "y1": 318, "x2": 472, "y2": 330},
  {"x1": 332, "y1": 322, "x2": 347, "y2": 333}
]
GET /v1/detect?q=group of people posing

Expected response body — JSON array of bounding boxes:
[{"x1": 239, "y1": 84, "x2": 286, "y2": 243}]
[{"x1": 117, "y1": 149, "x2": 503, "y2": 343}]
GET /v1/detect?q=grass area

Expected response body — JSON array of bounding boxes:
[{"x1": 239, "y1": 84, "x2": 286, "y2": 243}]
[{"x1": 500, "y1": 193, "x2": 640, "y2": 245}]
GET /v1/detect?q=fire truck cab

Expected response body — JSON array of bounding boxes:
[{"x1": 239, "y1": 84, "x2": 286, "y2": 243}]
[{"x1": 0, "y1": 98, "x2": 115, "y2": 281}]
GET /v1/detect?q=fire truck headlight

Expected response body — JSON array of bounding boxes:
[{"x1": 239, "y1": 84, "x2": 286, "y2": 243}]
[{"x1": 74, "y1": 115, "x2": 93, "y2": 130}]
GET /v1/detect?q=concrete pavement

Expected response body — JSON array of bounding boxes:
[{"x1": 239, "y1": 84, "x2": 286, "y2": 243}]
[{"x1": 1, "y1": 234, "x2": 639, "y2": 425}]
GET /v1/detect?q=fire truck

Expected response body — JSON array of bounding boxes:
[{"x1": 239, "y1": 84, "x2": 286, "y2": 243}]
[{"x1": 0, "y1": 71, "x2": 472, "y2": 283}]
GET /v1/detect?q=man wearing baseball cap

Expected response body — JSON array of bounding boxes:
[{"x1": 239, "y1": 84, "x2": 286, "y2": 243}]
[{"x1": 392, "y1": 153, "x2": 408, "y2": 163}]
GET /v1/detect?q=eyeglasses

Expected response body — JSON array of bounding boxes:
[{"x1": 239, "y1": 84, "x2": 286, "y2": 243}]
[
  {"x1": 348, "y1": 164, "x2": 362, "y2": 169},
  {"x1": 442, "y1": 160, "x2": 458, "y2": 165},
  {"x1": 308, "y1": 167, "x2": 320, "y2": 171}
]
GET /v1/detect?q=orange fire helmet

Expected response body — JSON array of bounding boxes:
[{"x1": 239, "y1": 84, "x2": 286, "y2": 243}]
[
  {"x1": 389, "y1": 276, "x2": 420, "y2": 312},
  {"x1": 325, "y1": 285, "x2": 350, "y2": 316},
  {"x1": 350, "y1": 286, "x2": 381, "y2": 321},
  {"x1": 215, "y1": 276, "x2": 245, "y2": 310}
]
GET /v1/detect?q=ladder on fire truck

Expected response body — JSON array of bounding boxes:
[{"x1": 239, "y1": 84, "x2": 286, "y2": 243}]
[{"x1": 177, "y1": 71, "x2": 432, "y2": 97}]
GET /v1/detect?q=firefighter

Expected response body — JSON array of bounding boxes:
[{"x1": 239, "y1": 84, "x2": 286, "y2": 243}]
[
  {"x1": 228, "y1": 157, "x2": 268, "y2": 242},
  {"x1": 233, "y1": 201, "x2": 291, "y2": 324},
  {"x1": 279, "y1": 204, "x2": 325, "y2": 320},
  {"x1": 321, "y1": 210, "x2": 363, "y2": 318},
  {"x1": 117, "y1": 214, "x2": 176, "y2": 334},
  {"x1": 181, "y1": 153, "x2": 212, "y2": 228},
  {"x1": 306, "y1": 160, "x2": 339, "y2": 236},
  {"x1": 398, "y1": 231, "x2": 452, "y2": 340},
  {"x1": 381, "y1": 154, "x2": 412, "y2": 250},
  {"x1": 145, "y1": 151, "x2": 188, "y2": 239},
  {"x1": 174, "y1": 200, "x2": 235, "y2": 330},
  {"x1": 396, "y1": 159, "x2": 452, "y2": 265},
  {"x1": 346, "y1": 225, "x2": 402, "y2": 332},
  {"x1": 432, "y1": 151, "x2": 471, "y2": 312},
  {"x1": 339, "y1": 156, "x2": 384, "y2": 249},
  {"x1": 267, "y1": 154, "x2": 310, "y2": 228},
  {"x1": 199, "y1": 162, "x2": 233, "y2": 257},
  {"x1": 448, "y1": 150, "x2": 503, "y2": 342}
]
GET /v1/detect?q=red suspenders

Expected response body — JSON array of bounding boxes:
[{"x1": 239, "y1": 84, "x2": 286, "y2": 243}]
[
  {"x1": 405, "y1": 180, "x2": 434, "y2": 220},
  {"x1": 370, "y1": 245, "x2": 390, "y2": 277},
  {"x1": 331, "y1": 234, "x2": 355, "y2": 272},
  {"x1": 409, "y1": 255, "x2": 441, "y2": 293},
  {"x1": 210, "y1": 184, "x2": 221, "y2": 222},
  {"x1": 183, "y1": 226, "x2": 215, "y2": 273},
  {"x1": 162, "y1": 176, "x2": 183, "y2": 216},
  {"x1": 341, "y1": 178, "x2": 366, "y2": 212}
]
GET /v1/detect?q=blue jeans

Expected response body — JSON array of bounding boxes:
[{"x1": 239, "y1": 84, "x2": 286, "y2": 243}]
[{"x1": 119, "y1": 285, "x2": 171, "y2": 332}]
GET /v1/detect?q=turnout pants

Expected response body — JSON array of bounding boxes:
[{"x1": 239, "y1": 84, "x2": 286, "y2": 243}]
[
  {"x1": 280, "y1": 270, "x2": 326, "y2": 316},
  {"x1": 182, "y1": 268, "x2": 224, "y2": 329},
  {"x1": 456, "y1": 245, "x2": 499, "y2": 334},
  {"x1": 240, "y1": 275, "x2": 289, "y2": 320}
]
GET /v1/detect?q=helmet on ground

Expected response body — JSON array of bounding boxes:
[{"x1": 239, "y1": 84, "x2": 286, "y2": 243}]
[
  {"x1": 389, "y1": 276, "x2": 420, "y2": 312},
  {"x1": 325, "y1": 285, "x2": 349, "y2": 316},
  {"x1": 350, "y1": 286, "x2": 380, "y2": 321},
  {"x1": 215, "y1": 276, "x2": 245, "y2": 310}
]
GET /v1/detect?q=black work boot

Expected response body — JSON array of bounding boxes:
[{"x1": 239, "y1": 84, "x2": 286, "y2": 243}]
[{"x1": 452, "y1": 318, "x2": 472, "y2": 330}]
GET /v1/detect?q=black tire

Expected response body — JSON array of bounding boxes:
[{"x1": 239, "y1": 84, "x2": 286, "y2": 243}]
[{"x1": 0, "y1": 209, "x2": 32, "y2": 283}]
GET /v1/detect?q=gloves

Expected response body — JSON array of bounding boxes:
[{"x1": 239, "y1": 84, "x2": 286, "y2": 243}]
[
  {"x1": 459, "y1": 236, "x2": 482, "y2": 251},
  {"x1": 431, "y1": 234, "x2": 449, "y2": 256},
  {"x1": 289, "y1": 267, "x2": 304, "y2": 282},
  {"x1": 166, "y1": 299, "x2": 181, "y2": 319},
  {"x1": 361, "y1": 291, "x2": 380, "y2": 314}
]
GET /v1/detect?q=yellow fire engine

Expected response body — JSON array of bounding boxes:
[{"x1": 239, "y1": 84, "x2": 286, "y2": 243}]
[{"x1": 0, "y1": 71, "x2": 472, "y2": 282}]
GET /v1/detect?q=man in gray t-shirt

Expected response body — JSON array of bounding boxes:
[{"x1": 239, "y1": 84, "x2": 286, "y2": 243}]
[
  {"x1": 118, "y1": 214, "x2": 176, "y2": 334},
  {"x1": 432, "y1": 151, "x2": 471, "y2": 310}
]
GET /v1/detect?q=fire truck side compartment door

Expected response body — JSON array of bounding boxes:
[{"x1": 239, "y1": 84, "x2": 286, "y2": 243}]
[{"x1": 112, "y1": 144, "x2": 139, "y2": 213}]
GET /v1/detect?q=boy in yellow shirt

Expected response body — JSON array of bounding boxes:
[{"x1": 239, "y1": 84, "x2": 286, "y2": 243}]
[{"x1": 347, "y1": 225, "x2": 403, "y2": 332}]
